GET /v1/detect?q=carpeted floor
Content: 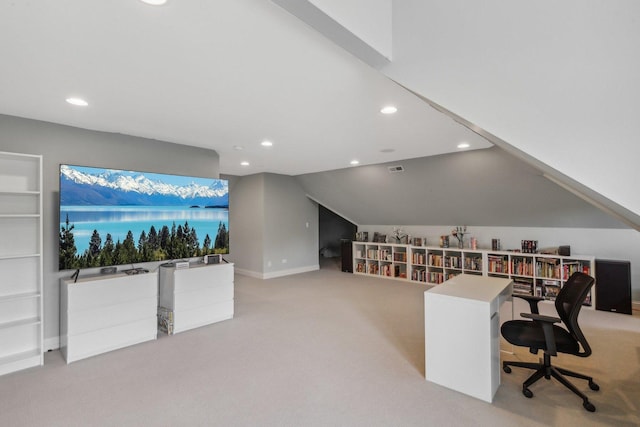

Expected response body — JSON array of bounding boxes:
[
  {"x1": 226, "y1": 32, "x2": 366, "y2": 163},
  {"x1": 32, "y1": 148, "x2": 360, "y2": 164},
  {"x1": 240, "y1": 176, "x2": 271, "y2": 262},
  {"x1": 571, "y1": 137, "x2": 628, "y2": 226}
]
[{"x1": 1, "y1": 258, "x2": 638, "y2": 426}]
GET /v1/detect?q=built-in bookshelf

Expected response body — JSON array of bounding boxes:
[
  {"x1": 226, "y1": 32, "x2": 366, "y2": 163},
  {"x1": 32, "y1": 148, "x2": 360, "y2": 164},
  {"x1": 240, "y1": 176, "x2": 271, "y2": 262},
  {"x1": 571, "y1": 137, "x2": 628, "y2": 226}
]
[
  {"x1": 352, "y1": 242, "x2": 596, "y2": 306},
  {"x1": 0, "y1": 152, "x2": 43, "y2": 376}
]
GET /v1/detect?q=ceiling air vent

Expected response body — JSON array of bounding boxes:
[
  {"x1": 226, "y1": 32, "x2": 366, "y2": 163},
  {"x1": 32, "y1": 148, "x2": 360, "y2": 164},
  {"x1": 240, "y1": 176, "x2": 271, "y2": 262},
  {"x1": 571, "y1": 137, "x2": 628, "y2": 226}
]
[{"x1": 387, "y1": 165, "x2": 404, "y2": 173}]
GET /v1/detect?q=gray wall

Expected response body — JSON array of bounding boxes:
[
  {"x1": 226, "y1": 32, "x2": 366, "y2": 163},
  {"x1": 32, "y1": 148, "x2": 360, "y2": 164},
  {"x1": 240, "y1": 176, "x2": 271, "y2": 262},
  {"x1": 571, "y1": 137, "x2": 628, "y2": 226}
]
[
  {"x1": 0, "y1": 114, "x2": 220, "y2": 345},
  {"x1": 228, "y1": 172, "x2": 319, "y2": 277},
  {"x1": 226, "y1": 174, "x2": 265, "y2": 273},
  {"x1": 297, "y1": 146, "x2": 628, "y2": 228},
  {"x1": 263, "y1": 173, "x2": 318, "y2": 274}
]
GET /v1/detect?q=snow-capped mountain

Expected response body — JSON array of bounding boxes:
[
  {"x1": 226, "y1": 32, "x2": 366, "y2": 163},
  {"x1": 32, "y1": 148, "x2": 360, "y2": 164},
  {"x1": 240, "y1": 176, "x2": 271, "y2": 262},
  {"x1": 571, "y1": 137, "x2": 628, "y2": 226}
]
[{"x1": 60, "y1": 165, "x2": 229, "y2": 207}]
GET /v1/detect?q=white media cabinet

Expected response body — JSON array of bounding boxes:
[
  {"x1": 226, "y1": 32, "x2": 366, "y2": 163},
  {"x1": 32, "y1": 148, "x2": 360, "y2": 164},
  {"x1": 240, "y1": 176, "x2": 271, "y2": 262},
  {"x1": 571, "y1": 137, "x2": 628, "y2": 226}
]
[
  {"x1": 0, "y1": 151, "x2": 44, "y2": 376},
  {"x1": 60, "y1": 271, "x2": 158, "y2": 363},
  {"x1": 353, "y1": 242, "x2": 596, "y2": 306},
  {"x1": 159, "y1": 262, "x2": 234, "y2": 334}
]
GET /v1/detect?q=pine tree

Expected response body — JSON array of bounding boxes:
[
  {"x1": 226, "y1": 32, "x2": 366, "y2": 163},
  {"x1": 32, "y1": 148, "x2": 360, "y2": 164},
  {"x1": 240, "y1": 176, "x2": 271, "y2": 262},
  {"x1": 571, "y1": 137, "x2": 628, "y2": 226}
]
[
  {"x1": 100, "y1": 233, "x2": 114, "y2": 266},
  {"x1": 159, "y1": 225, "x2": 170, "y2": 250},
  {"x1": 148, "y1": 225, "x2": 159, "y2": 251},
  {"x1": 122, "y1": 231, "x2": 137, "y2": 263},
  {"x1": 214, "y1": 222, "x2": 228, "y2": 253},
  {"x1": 89, "y1": 229, "x2": 102, "y2": 257},
  {"x1": 188, "y1": 228, "x2": 199, "y2": 256},
  {"x1": 59, "y1": 214, "x2": 78, "y2": 269},
  {"x1": 138, "y1": 230, "x2": 149, "y2": 261},
  {"x1": 203, "y1": 234, "x2": 211, "y2": 255}
]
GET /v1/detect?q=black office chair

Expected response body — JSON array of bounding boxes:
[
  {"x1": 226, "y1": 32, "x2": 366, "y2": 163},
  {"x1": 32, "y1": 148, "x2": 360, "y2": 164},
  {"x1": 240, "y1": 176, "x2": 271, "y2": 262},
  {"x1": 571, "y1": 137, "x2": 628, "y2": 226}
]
[{"x1": 501, "y1": 272, "x2": 599, "y2": 412}]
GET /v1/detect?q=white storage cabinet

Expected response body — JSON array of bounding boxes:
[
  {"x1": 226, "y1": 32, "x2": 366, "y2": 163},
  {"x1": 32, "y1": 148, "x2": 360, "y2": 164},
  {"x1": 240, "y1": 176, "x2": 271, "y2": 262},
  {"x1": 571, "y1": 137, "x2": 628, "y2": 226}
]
[
  {"x1": 60, "y1": 272, "x2": 158, "y2": 363},
  {"x1": 159, "y1": 262, "x2": 234, "y2": 334}
]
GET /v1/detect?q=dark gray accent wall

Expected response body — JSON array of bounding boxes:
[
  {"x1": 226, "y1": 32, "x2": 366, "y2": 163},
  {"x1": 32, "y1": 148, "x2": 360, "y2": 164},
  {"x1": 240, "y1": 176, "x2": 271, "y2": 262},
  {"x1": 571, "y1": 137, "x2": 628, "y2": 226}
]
[
  {"x1": 319, "y1": 205, "x2": 356, "y2": 257},
  {"x1": 0, "y1": 114, "x2": 220, "y2": 344},
  {"x1": 297, "y1": 147, "x2": 629, "y2": 229}
]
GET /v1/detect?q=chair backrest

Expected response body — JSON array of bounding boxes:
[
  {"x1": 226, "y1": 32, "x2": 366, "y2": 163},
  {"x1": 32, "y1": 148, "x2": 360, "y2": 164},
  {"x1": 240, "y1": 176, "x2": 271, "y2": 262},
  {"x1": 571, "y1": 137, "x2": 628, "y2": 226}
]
[{"x1": 555, "y1": 271, "x2": 595, "y2": 357}]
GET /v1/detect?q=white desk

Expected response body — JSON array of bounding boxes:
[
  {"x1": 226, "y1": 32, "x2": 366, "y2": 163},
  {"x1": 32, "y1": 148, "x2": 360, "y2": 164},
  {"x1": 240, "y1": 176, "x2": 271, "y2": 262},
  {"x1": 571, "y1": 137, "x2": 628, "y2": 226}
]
[{"x1": 424, "y1": 275, "x2": 512, "y2": 402}]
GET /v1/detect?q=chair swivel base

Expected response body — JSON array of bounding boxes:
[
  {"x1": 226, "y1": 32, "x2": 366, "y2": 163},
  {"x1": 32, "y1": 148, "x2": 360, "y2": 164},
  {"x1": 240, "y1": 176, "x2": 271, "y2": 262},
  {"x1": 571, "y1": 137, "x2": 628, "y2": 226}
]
[{"x1": 503, "y1": 354, "x2": 599, "y2": 412}]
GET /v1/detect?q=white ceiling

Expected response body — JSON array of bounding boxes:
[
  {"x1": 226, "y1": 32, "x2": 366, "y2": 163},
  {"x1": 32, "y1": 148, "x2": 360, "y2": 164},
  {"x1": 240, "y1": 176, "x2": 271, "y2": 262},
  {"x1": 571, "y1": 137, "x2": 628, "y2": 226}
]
[{"x1": 0, "y1": 0, "x2": 491, "y2": 176}]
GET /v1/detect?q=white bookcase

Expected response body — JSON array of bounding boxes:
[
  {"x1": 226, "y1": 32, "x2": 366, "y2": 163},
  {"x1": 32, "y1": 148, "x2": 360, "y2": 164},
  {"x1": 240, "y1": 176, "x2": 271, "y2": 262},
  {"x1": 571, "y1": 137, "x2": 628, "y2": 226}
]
[
  {"x1": 60, "y1": 271, "x2": 158, "y2": 363},
  {"x1": 0, "y1": 151, "x2": 43, "y2": 376},
  {"x1": 159, "y1": 262, "x2": 234, "y2": 334},
  {"x1": 353, "y1": 241, "x2": 596, "y2": 307}
]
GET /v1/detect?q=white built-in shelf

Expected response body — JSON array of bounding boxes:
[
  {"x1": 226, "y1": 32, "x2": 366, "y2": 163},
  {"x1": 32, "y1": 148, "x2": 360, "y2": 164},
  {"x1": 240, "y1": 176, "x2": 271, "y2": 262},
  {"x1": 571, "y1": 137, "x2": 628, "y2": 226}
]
[
  {"x1": 353, "y1": 241, "x2": 596, "y2": 307},
  {"x1": 0, "y1": 151, "x2": 43, "y2": 376},
  {"x1": 0, "y1": 292, "x2": 40, "y2": 302},
  {"x1": 0, "y1": 253, "x2": 41, "y2": 261},
  {"x1": 0, "y1": 317, "x2": 41, "y2": 330}
]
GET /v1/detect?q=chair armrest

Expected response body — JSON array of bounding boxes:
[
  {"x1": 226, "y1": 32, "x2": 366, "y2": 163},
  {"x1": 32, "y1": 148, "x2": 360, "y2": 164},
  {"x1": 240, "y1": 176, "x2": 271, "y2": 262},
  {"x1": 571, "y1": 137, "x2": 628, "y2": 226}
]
[
  {"x1": 520, "y1": 312, "x2": 561, "y2": 356},
  {"x1": 521, "y1": 312, "x2": 561, "y2": 324},
  {"x1": 513, "y1": 294, "x2": 545, "y2": 315}
]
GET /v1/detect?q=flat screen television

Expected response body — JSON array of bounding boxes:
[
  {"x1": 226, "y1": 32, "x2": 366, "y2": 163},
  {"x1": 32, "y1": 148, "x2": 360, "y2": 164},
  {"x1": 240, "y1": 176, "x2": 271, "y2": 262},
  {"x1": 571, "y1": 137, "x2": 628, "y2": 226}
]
[{"x1": 59, "y1": 164, "x2": 229, "y2": 270}]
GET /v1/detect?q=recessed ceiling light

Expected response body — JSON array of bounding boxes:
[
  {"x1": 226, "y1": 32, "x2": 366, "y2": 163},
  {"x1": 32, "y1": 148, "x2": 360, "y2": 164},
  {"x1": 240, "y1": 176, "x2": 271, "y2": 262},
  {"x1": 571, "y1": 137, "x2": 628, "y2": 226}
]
[
  {"x1": 350, "y1": 160, "x2": 360, "y2": 166},
  {"x1": 380, "y1": 105, "x2": 397, "y2": 114},
  {"x1": 66, "y1": 97, "x2": 88, "y2": 107},
  {"x1": 261, "y1": 140, "x2": 273, "y2": 147},
  {"x1": 140, "y1": 0, "x2": 167, "y2": 5},
  {"x1": 457, "y1": 142, "x2": 470, "y2": 149},
  {"x1": 380, "y1": 148, "x2": 395, "y2": 153},
  {"x1": 240, "y1": 161, "x2": 250, "y2": 166}
]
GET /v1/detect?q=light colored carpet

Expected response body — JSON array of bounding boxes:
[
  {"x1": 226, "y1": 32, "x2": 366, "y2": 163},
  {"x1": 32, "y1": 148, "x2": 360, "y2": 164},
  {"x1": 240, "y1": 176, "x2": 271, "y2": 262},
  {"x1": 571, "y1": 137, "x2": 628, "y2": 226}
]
[{"x1": 1, "y1": 258, "x2": 638, "y2": 426}]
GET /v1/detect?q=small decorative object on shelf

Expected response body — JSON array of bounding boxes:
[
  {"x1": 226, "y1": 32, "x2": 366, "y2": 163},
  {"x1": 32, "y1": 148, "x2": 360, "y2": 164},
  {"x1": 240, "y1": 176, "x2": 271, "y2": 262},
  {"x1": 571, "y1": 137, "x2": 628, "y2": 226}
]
[
  {"x1": 521, "y1": 239, "x2": 538, "y2": 253},
  {"x1": 355, "y1": 231, "x2": 369, "y2": 242},
  {"x1": 452, "y1": 226, "x2": 467, "y2": 249},
  {"x1": 391, "y1": 227, "x2": 407, "y2": 244},
  {"x1": 469, "y1": 237, "x2": 477, "y2": 250},
  {"x1": 440, "y1": 235, "x2": 450, "y2": 248},
  {"x1": 491, "y1": 239, "x2": 501, "y2": 251}
]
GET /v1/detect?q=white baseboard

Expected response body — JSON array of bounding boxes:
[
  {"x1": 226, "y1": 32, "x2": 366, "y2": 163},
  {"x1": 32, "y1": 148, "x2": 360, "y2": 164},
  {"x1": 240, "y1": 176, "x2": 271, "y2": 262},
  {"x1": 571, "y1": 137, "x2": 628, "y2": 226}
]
[
  {"x1": 235, "y1": 264, "x2": 319, "y2": 280},
  {"x1": 44, "y1": 336, "x2": 60, "y2": 352}
]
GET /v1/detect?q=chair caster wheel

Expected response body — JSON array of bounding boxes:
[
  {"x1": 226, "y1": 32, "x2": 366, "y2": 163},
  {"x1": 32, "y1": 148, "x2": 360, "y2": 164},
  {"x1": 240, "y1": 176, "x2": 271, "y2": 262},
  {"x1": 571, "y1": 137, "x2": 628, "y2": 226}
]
[
  {"x1": 589, "y1": 381, "x2": 600, "y2": 391},
  {"x1": 503, "y1": 366, "x2": 512, "y2": 374},
  {"x1": 583, "y1": 401, "x2": 596, "y2": 412},
  {"x1": 523, "y1": 388, "x2": 533, "y2": 398}
]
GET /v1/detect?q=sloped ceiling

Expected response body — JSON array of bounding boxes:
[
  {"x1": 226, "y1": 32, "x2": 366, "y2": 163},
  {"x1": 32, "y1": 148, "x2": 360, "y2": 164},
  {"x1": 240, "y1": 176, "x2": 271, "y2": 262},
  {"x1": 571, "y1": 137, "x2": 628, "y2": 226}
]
[
  {"x1": 297, "y1": 146, "x2": 627, "y2": 228},
  {"x1": 275, "y1": 0, "x2": 640, "y2": 230}
]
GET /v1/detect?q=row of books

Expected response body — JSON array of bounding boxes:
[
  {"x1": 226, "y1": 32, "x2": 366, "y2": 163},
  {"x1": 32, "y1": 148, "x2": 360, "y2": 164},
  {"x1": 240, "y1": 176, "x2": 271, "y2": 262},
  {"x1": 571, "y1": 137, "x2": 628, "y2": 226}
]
[
  {"x1": 562, "y1": 262, "x2": 591, "y2": 279},
  {"x1": 393, "y1": 252, "x2": 407, "y2": 262},
  {"x1": 488, "y1": 255, "x2": 508, "y2": 273},
  {"x1": 464, "y1": 257, "x2": 483, "y2": 271},
  {"x1": 536, "y1": 260, "x2": 562, "y2": 279},
  {"x1": 444, "y1": 256, "x2": 462, "y2": 269},
  {"x1": 412, "y1": 253, "x2": 426, "y2": 265},
  {"x1": 412, "y1": 268, "x2": 427, "y2": 282},
  {"x1": 513, "y1": 279, "x2": 534, "y2": 296},
  {"x1": 428, "y1": 254, "x2": 443, "y2": 267},
  {"x1": 511, "y1": 259, "x2": 534, "y2": 276}
]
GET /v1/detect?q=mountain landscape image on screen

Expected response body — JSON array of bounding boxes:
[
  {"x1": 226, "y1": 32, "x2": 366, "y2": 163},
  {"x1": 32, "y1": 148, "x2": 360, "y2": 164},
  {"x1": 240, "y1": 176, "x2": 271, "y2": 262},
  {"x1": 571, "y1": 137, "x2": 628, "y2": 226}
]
[{"x1": 59, "y1": 165, "x2": 229, "y2": 270}]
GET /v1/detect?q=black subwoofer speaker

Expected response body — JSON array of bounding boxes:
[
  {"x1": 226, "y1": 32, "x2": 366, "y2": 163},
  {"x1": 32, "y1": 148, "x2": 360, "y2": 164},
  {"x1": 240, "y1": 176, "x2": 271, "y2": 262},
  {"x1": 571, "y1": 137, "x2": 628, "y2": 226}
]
[
  {"x1": 595, "y1": 259, "x2": 632, "y2": 315},
  {"x1": 341, "y1": 239, "x2": 353, "y2": 273}
]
